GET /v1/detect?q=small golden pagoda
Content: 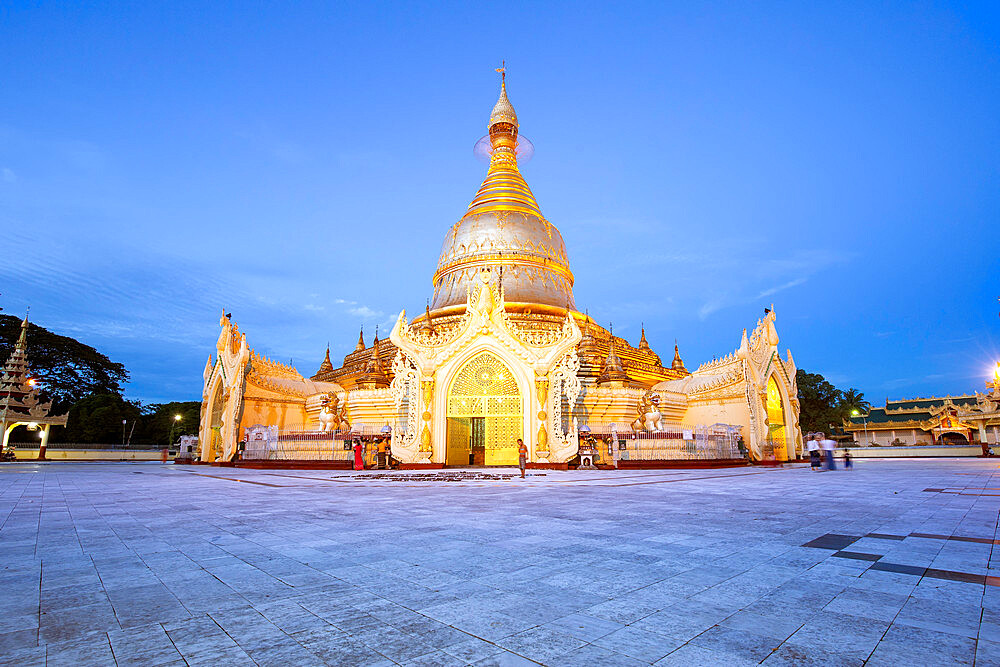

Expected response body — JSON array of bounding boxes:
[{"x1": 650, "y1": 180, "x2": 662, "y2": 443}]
[{"x1": 200, "y1": 69, "x2": 802, "y2": 465}]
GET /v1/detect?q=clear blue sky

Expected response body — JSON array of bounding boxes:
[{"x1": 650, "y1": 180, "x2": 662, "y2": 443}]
[{"x1": 2, "y1": 2, "x2": 998, "y2": 405}]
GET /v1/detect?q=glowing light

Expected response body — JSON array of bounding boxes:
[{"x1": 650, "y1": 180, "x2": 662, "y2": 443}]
[
  {"x1": 174, "y1": 414, "x2": 182, "y2": 421},
  {"x1": 851, "y1": 409, "x2": 860, "y2": 416}
]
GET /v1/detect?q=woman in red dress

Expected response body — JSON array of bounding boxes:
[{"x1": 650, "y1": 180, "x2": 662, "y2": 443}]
[{"x1": 352, "y1": 439, "x2": 364, "y2": 470}]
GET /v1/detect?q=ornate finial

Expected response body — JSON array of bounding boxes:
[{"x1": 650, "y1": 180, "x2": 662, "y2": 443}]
[
  {"x1": 16, "y1": 310, "x2": 29, "y2": 348},
  {"x1": 639, "y1": 325, "x2": 650, "y2": 351},
  {"x1": 355, "y1": 326, "x2": 365, "y2": 352},
  {"x1": 374, "y1": 324, "x2": 379, "y2": 345},
  {"x1": 489, "y1": 63, "x2": 518, "y2": 131}
]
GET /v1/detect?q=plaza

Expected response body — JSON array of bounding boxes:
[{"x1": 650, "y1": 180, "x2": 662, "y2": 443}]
[{"x1": 1, "y1": 460, "x2": 999, "y2": 665}]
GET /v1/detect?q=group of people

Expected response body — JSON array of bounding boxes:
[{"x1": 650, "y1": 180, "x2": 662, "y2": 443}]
[{"x1": 805, "y1": 432, "x2": 852, "y2": 471}]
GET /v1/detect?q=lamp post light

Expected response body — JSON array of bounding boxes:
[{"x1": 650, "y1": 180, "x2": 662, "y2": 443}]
[
  {"x1": 169, "y1": 414, "x2": 183, "y2": 448},
  {"x1": 851, "y1": 409, "x2": 869, "y2": 446}
]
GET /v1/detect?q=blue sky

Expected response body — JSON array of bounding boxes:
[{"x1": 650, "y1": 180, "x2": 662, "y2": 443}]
[{"x1": 2, "y1": 1, "x2": 998, "y2": 404}]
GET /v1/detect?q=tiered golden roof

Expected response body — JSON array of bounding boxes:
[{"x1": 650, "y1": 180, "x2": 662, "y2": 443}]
[{"x1": 430, "y1": 70, "x2": 575, "y2": 315}]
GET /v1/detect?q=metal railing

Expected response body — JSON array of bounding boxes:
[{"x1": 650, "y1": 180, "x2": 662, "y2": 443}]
[
  {"x1": 6, "y1": 442, "x2": 168, "y2": 450},
  {"x1": 586, "y1": 423, "x2": 743, "y2": 461},
  {"x1": 243, "y1": 429, "x2": 354, "y2": 462}
]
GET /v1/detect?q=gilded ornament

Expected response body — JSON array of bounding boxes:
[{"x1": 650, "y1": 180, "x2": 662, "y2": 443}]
[
  {"x1": 537, "y1": 410, "x2": 546, "y2": 420},
  {"x1": 537, "y1": 424, "x2": 548, "y2": 449},
  {"x1": 535, "y1": 378, "x2": 548, "y2": 406},
  {"x1": 422, "y1": 380, "x2": 434, "y2": 409},
  {"x1": 422, "y1": 410, "x2": 431, "y2": 421},
  {"x1": 420, "y1": 423, "x2": 432, "y2": 451}
]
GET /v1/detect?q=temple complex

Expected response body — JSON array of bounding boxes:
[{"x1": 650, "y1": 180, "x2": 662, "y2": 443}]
[
  {"x1": 845, "y1": 363, "x2": 1000, "y2": 447},
  {"x1": 1, "y1": 314, "x2": 68, "y2": 458},
  {"x1": 200, "y1": 71, "x2": 802, "y2": 465}
]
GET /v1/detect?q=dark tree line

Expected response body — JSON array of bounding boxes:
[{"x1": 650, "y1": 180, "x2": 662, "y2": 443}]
[
  {"x1": 0, "y1": 314, "x2": 128, "y2": 412},
  {"x1": 796, "y1": 369, "x2": 871, "y2": 434},
  {"x1": 1, "y1": 315, "x2": 199, "y2": 445}
]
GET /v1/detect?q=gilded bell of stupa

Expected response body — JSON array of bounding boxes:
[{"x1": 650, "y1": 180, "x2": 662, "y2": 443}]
[{"x1": 429, "y1": 70, "x2": 575, "y2": 315}]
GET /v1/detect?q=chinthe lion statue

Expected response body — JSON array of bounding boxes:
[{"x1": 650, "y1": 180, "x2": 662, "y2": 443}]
[{"x1": 632, "y1": 392, "x2": 664, "y2": 432}]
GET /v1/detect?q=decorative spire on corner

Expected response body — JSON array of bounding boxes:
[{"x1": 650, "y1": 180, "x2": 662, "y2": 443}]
[
  {"x1": 598, "y1": 324, "x2": 630, "y2": 386},
  {"x1": 318, "y1": 343, "x2": 334, "y2": 374},
  {"x1": 356, "y1": 329, "x2": 389, "y2": 390},
  {"x1": 355, "y1": 326, "x2": 365, "y2": 352},
  {"x1": 638, "y1": 323, "x2": 650, "y2": 351},
  {"x1": 420, "y1": 299, "x2": 435, "y2": 333},
  {"x1": 671, "y1": 339, "x2": 688, "y2": 373}
]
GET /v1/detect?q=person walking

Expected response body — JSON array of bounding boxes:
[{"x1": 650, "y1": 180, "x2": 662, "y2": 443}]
[
  {"x1": 819, "y1": 432, "x2": 837, "y2": 471},
  {"x1": 843, "y1": 448, "x2": 853, "y2": 471},
  {"x1": 806, "y1": 433, "x2": 821, "y2": 471},
  {"x1": 517, "y1": 438, "x2": 527, "y2": 478}
]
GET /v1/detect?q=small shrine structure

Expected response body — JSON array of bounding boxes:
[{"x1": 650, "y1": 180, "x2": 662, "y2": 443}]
[{"x1": 1, "y1": 315, "x2": 68, "y2": 459}]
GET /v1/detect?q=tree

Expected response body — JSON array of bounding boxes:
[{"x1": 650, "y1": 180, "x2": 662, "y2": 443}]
[
  {"x1": 135, "y1": 401, "x2": 201, "y2": 446},
  {"x1": 839, "y1": 388, "x2": 871, "y2": 416},
  {"x1": 59, "y1": 393, "x2": 143, "y2": 444},
  {"x1": 796, "y1": 369, "x2": 867, "y2": 434},
  {"x1": 0, "y1": 315, "x2": 129, "y2": 412}
]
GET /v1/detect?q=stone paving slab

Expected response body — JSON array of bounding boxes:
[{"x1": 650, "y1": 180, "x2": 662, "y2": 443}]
[{"x1": 1, "y1": 459, "x2": 998, "y2": 665}]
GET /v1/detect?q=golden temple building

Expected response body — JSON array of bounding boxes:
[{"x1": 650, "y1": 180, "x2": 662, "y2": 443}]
[{"x1": 199, "y1": 71, "x2": 803, "y2": 466}]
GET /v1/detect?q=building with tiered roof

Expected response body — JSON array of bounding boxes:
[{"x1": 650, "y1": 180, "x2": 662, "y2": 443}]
[
  {"x1": 1, "y1": 314, "x2": 68, "y2": 458},
  {"x1": 199, "y1": 70, "x2": 802, "y2": 465},
  {"x1": 845, "y1": 364, "x2": 1000, "y2": 447}
]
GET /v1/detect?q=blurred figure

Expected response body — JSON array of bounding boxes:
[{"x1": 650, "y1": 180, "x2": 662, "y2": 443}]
[
  {"x1": 806, "y1": 432, "x2": 821, "y2": 471},
  {"x1": 517, "y1": 438, "x2": 527, "y2": 478},
  {"x1": 843, "y1": 448, "x2": 853, "y2": 470},
  {"x1": 819, "y1": 432, "x2": 837, "y2": 471}
]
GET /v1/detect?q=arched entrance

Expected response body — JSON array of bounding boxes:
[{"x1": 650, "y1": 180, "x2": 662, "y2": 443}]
[
  {"x1": 446, "y1": 351, "x2": 522, "y2": 466},
  {"x1": 939, "y1": 431, "x2": 969, "y2": 445},
  {"x1": 766, "y1": 376, "x2": 788, "y2": 461}
]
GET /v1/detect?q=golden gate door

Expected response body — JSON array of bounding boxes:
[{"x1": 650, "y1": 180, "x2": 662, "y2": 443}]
[{"x1": 447, "y1": 352, "x2": 522, "y2": 466}]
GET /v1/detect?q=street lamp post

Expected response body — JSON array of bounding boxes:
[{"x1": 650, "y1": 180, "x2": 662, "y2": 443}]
[
  {"x1": 851, "y1": 409, "x2": 869, "y2": 446},
  {"x1": 169, "y1": 414, "x2": 182, "y2": 448}
]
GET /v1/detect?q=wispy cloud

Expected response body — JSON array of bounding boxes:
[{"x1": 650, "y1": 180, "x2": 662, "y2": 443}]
[
  {"x1": 756, "y1": 277, "x2": 807, "y2": 299},
  {"x1": 348, "y1": 305, "x2": 381, "y2": 319}
]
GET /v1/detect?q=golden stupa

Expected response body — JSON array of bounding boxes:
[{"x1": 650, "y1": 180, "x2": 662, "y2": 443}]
[
  {"x1": 199, "y1": 68, "x2": 803, "y2": 467},
  {"x1": 431, "y1": 68, "x2": 575, "y2": 315}
]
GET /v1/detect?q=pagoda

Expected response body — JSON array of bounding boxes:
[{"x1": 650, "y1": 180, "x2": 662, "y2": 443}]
[
  {"x1": 199, "y1": 69, "x2": 803, "y2": 465},
  {"x1": 1, "y1": 314, "x2": 68, "y2": 459}
]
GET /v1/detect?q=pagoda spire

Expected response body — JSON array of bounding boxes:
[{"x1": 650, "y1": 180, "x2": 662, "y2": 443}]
[
  {"x1": 0, "y1": 313, "x2": 68, "y2": 455},
  {"x1": 638, "y1": 324, "x2": 650, "y2": 351},
  {"x1": 355, "y1": 327, "x2": 365, "y2": 352},
  {"x1": 318, "y1": 344, "x2": 333, "y2": 374},
  {"x1": 671, "y1": 340, "x2": 688, "y2": 373},
  {"x1": 356, "y1": 331, "x2": 389, "y2": 390},
  {"x1": 598, "y1": 324, "x2": 630, "y2": 386}
]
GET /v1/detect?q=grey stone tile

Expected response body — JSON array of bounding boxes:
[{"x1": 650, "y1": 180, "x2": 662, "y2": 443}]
[
  {"x1": 442, "y1": 636, "x2": 507, "y2": 662},
  {"x1": 561, "y1": 644, "x2": 650, "y2": 665},
  {"x1": 654, "y1": 642, "x2": 759, "y2": 666},
  {"x1": 107, "y1": 624, "x2": 184, "y2": 666},
  {"x1": 689, "y1": 625, "x2": 784, "y2": 661},
  {"x1": 38, "y1": 602, "x2": 119, "y2": 644},
  {"x1": 0, "y1": 627, "x2": 37, "y2": 653},
  {"x1": 0, "y1": 644, "x2": 45, "y2": 667},
  {"x1": 593, "y1": 625, "x2": 687, "y2": 662},
  {"x1": 867, "y1": 623, "x2": 976, "y2": 665},
  {"x1": 544, "y1": 612, "x2": 624, "y2": 641},
  {"x1": 495, "y1": 625, "x2": 586, "y2": 662},
  {"x1": 44, "y1": 635, "x2": 117, "y2": 666}
]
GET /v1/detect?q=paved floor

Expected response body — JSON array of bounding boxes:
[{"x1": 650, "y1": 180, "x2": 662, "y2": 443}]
[{"x1": 1, "y1": 460, "x2": 999, "y2": 666}]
